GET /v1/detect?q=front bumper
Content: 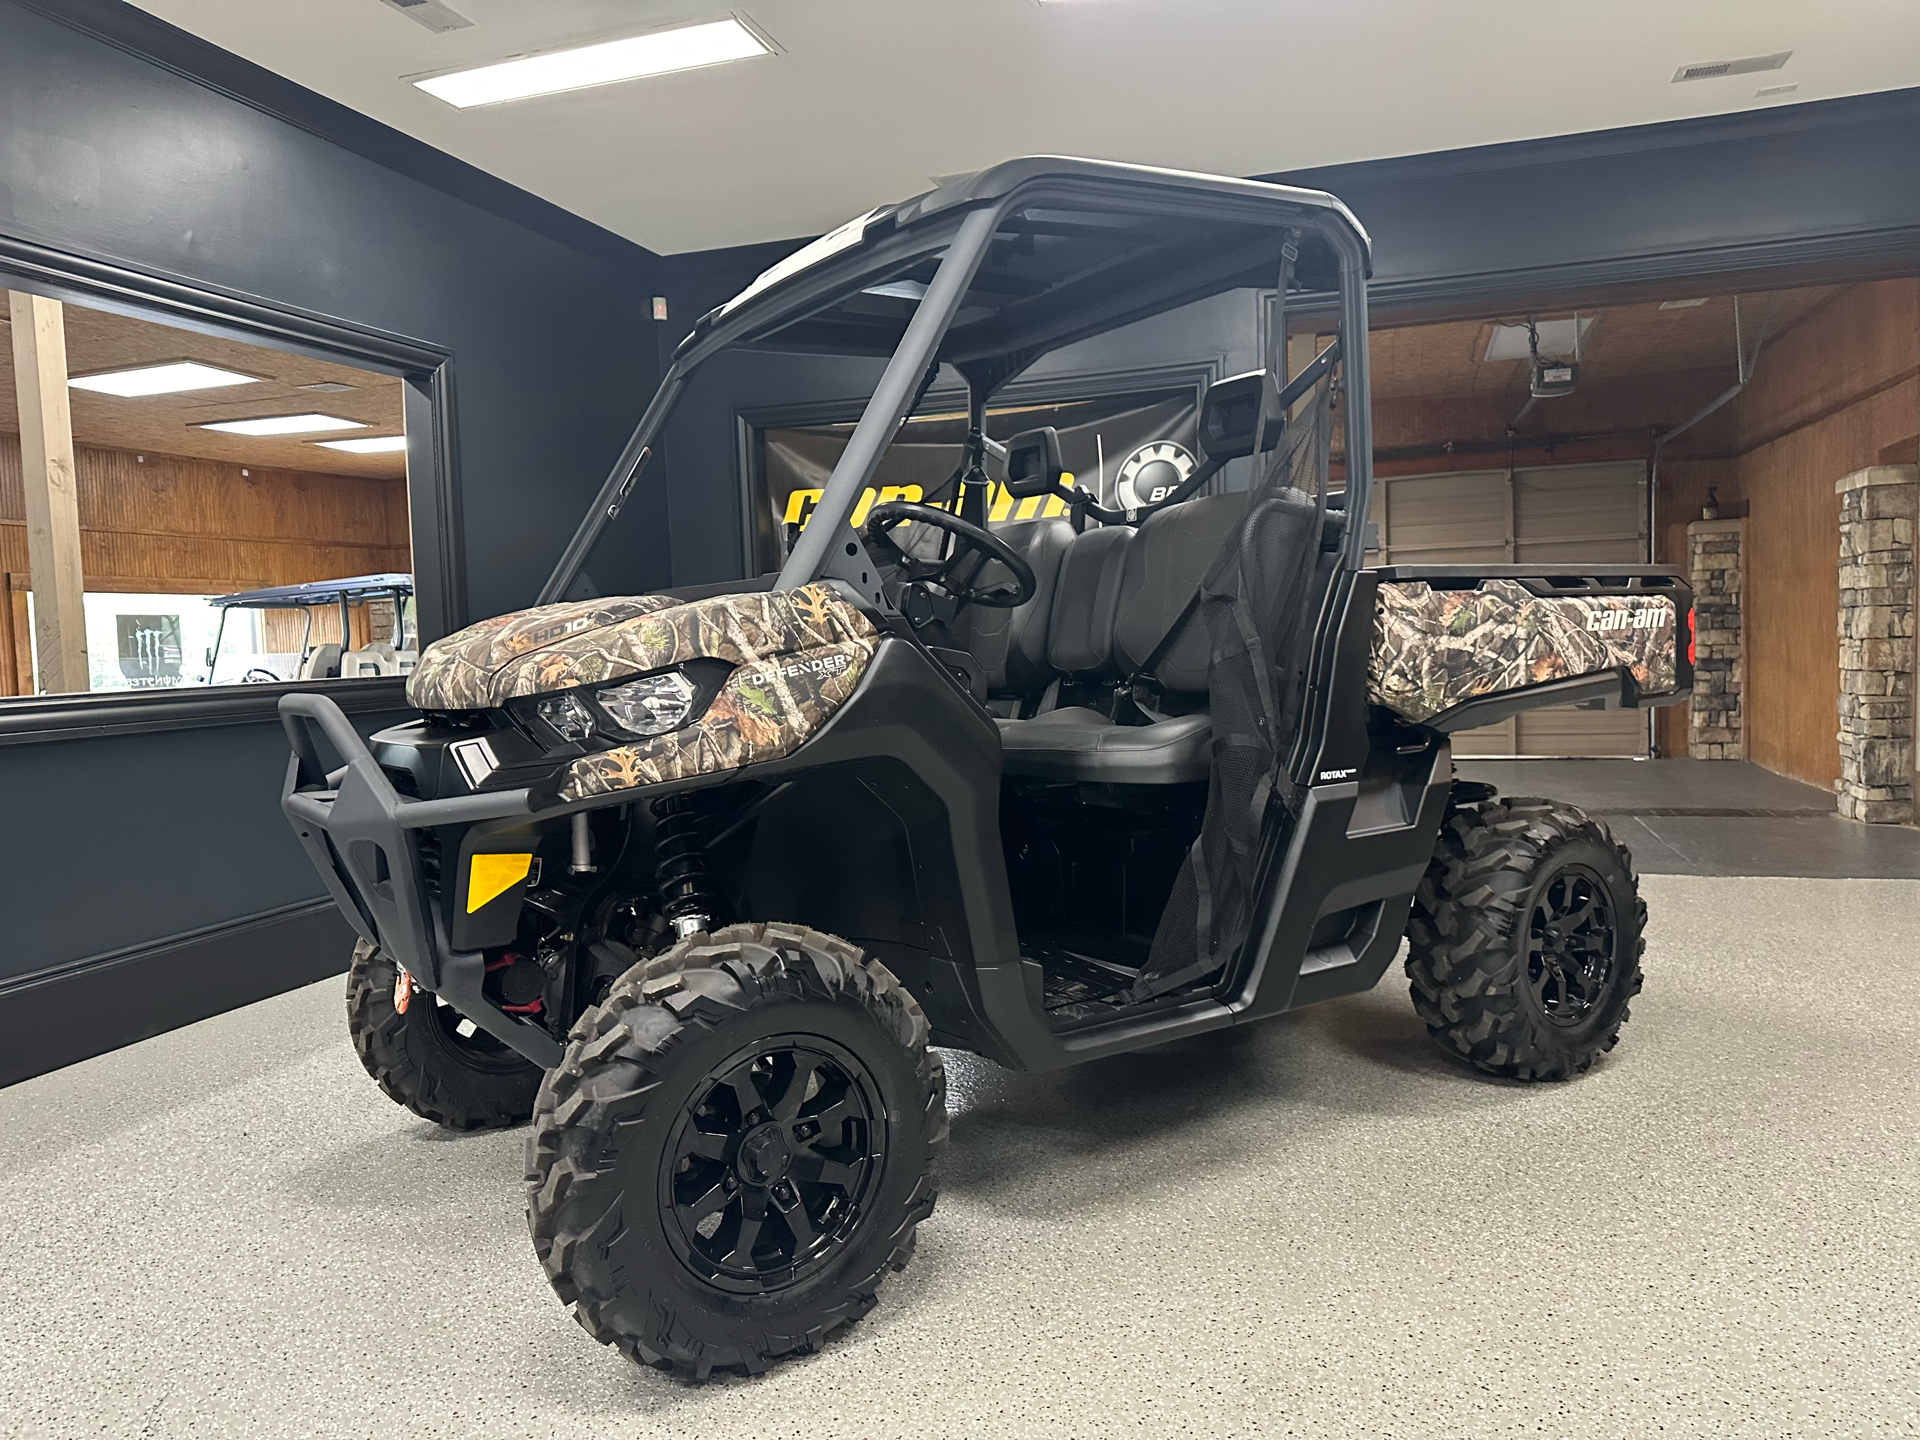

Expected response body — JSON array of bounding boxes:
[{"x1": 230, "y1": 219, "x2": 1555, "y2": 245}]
[{"x1": 278, "y1": 692, "x2": 563, "y2": 1066}]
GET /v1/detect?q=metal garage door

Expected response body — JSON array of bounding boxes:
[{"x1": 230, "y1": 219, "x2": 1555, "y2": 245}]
[{"x1": 1366, "y1": 461, "x2": 1651, "y2": 757}]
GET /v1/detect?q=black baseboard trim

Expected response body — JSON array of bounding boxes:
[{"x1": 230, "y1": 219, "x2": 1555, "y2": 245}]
[{"x1": 0, "y1": 900, "x2": 357, "y2": 1088}]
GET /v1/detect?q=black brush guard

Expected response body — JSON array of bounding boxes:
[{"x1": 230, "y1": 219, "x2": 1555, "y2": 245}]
[{"x1": 278, "y1": 693, "x2": 562, "y2": 1066}]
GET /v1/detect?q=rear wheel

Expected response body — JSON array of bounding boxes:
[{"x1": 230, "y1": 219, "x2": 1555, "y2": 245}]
[
  {"x1": 345, "y1": 939, "x2": 543, "y2": 1129},
  {"x1": 1405, "y1": 796, "x2": 1645, "y2": 1081},
  {"x1": 526, "y1": 923, "x2": 945, "y2": 1380}
]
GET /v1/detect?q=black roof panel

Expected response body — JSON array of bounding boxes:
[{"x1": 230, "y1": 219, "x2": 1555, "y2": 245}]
[{"x1": 682, "y1": 157, "x2": 1370, "y2": 377}]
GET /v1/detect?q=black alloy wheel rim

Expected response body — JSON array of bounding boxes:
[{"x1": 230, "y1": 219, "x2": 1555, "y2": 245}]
[
  {"x1": 1526, "y1": 864, "x2": 1618, "y2": 1027},
  {"x1": 662, "y1": 1035, "x2": 885, "y2": 1295},
  {"x1": 425, "y1": 995, "x2": 531, "y2": 1074}
]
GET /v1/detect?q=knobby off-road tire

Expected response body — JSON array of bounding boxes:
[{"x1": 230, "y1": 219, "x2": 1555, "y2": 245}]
[
  {"x1": 526, "y1": 922, "x2": 946, "y2": 1381},
  {"x1": 345, "y1": 939, "x2": 543, "y2": 1129},
  {"x1": 1405, "y1": 796, "x2": 1646, "y2": 1081}
]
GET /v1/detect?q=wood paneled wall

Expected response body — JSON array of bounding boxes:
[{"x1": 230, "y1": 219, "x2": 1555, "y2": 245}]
[
  {"x1": 0, "y1": 434, "x2": 408, "y2": 694},
  {"x1": 1729, "y1": 280, "x2": 1920, "y2": 788}
]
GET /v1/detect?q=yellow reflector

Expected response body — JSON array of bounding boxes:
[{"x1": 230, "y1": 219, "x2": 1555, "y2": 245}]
[{"x1": 467, "y1": 852, "x2": 533, "y2": 912}]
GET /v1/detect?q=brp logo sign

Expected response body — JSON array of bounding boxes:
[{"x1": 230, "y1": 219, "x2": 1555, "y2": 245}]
[{"x1": 1114, "y1": 441, "x2": 1196, "y2": 509}]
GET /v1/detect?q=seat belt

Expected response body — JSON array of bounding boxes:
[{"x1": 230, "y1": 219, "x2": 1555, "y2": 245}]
[
  {"x1": 1125, "y1": 229, "x2": 1301, "y2": 726},
  {"x1": 1125, "y1": 589, "x2": 1204, "y2": 722}
]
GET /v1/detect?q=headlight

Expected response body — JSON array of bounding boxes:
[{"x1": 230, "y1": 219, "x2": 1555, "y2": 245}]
[
  {"x1": 537, "y1": 691, "x2": 596, "y2": 742},
  {"x1": 597, "y1": 670, "x2": 697, "y2": 737}
]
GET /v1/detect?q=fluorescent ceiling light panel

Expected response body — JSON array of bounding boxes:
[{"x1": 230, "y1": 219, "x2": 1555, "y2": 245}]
[
  {"x1": 1660, "y1": 298, "x2": 1709, "y2": 310},
  {"x1": 313, "y1": 435, "x2": 409, "y2": 454},
  {"x1": 414, "y1": 19, "x2": 768, "y2": 108},
  {"x1": 200, "y1": 414, "x2": 366, "y2": 436},
  {"x1": 69, "y1": 362, "x2": 261, "y2": 397}
]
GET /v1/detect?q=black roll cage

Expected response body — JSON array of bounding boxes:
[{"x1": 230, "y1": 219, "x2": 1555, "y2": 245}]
[{"x1": 538, "y1": 157, "x2": 1375, "y2": 607}]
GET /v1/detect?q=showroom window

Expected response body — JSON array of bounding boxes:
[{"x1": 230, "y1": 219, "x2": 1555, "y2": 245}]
[{"x1": 2, "y1": 287, "x2": 416, "y2": 697}]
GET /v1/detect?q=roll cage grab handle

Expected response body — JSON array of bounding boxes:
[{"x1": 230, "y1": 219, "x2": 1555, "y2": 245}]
[{"x1": 536, "y1": 196, "x2": 1374, "y2": 607}]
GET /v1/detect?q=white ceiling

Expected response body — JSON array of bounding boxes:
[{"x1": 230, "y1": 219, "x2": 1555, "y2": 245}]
[{"x1": 128, "y1": 0, "x2": 1920, "y2": 254}]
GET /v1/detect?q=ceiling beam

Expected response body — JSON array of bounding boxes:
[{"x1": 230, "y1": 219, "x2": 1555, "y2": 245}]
[{"x1": 9, "y1": 291, "x2": 89, "y2": 694}]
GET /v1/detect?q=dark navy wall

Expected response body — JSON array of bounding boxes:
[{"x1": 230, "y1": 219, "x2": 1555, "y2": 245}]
[
  {"x1": 0, "y1": 0, "x2": 668, "y2": 1081},
  {"x1": 1268, "y1": 89, "x2": 1920, "y2": 318}
]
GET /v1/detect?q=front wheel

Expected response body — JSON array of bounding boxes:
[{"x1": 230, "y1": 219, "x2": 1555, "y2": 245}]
[
  {"x1": 345, "y1": 939, "x2": 543, "y2": 1129},
  {"x1": 525, "y1": 923, "x2": 946, "y2": 1380},
  {"x1": 1405, "y1": 796, "x2": 1646, "y2": 1081}
]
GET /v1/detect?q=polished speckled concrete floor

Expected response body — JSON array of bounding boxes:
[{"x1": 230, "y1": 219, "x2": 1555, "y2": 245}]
[
  {"x1": 2, "y1": 877, "x2": 1915, "y2": 1440},
  {"x1": 1456, "y1": 759, "x2": 1920, "y2": 879}
]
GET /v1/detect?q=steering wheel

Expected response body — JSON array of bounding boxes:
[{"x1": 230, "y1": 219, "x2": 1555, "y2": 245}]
[
  {"x1": 862, "y1": 501, "x2": 1037, "y2": 613},
  {"x1": 242, "y1": 667, "x2": 283, "y2": 684}
]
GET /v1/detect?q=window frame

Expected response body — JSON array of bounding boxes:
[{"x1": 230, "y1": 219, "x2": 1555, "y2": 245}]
[{"x1": 0, "y1": 230, "x2": 458, "y2": 745}]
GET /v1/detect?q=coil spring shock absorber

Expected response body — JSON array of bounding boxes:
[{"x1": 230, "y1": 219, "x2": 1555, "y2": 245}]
[{"x1": 652, "y1": 795, "x2": 718, "y2": 939}]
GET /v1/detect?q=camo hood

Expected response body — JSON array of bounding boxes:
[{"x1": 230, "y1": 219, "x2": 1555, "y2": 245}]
[
  {"x1": 1369, "y1": 579, "x2": 1678, "y2": 724},
  {"x1": 406, "y1": 584, "x2": 874, "y2": 712}
]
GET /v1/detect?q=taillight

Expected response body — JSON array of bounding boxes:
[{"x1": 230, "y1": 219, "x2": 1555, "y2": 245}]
[{"x1": 1687, "y1": 607, "x2": 1696, "y2": 665}]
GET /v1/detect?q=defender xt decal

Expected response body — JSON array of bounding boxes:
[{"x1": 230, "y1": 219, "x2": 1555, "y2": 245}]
[{"x1": 1368, "y1": 579, "x2": 1677, "y2": 723}]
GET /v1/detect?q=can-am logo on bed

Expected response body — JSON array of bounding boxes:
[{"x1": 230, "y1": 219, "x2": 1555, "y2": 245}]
[
  {"x1": 1585, "y1": 607, "x2": 1665, "y2": 633},
  {"x1": 1114, "y1": 441, "x2": 1196, "y2": 509}
]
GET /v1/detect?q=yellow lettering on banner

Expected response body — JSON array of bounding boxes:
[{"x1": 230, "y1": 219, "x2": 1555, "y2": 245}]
[
  {"x1": 782, "y1": 488, "x2": 823, "y2": 525},
  {"x1": 989, "y1": 475, "x2": 1072, "y2": 524},
  {"x1": 786, "y1": 472, "x2": 1072, "y2": 535},
  {"x1": 852, "y1": 484, "x2": 926, "y2": 527},
  {"x1": 467, "y1": 853, "x2": 533, "y2": 913},
  {"x1": 790, "y1": 484, "x2": 926, "y2": 531}
]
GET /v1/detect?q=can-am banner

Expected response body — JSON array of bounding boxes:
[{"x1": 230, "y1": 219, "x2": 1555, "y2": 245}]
[{"x1": 761, "y1": 393, "x2": 1198, "y2": 558}]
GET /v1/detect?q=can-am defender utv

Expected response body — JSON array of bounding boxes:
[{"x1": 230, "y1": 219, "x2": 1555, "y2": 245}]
[{"x1": 280, "y1": 158, "x2": 1693, "y2": 1380}]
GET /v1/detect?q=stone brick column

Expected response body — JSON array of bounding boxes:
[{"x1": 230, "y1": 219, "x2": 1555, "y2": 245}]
[
  {"x1": 1836, "y1": 465, "x2": 1917, "y2": 823},
  {"x1": 1687, "y1": 518, "x2": 1744, "y2": 759}
]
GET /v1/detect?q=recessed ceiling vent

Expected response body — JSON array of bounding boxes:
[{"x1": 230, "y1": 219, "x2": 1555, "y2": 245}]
[
  {"x1": 378, "y1": 0, "x2": 473, "y2": 33},
  {"x1": 1673, "y1": 51, "x2": 1790, "y2": 83}
]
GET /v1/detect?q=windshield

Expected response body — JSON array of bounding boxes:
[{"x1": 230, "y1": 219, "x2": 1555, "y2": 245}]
[{"x1": 538, "y1": 159, "x2": 1373, "y2": 607}]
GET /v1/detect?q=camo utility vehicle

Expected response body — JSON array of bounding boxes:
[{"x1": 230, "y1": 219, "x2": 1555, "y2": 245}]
[{"x1": 281, "y1": 158, "x2": 1693, "y2": 1380}]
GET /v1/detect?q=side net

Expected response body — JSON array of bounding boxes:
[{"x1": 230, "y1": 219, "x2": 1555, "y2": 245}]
[{"x1": 1137, "y1": 373, "x2": 1335, "y2": 998}]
